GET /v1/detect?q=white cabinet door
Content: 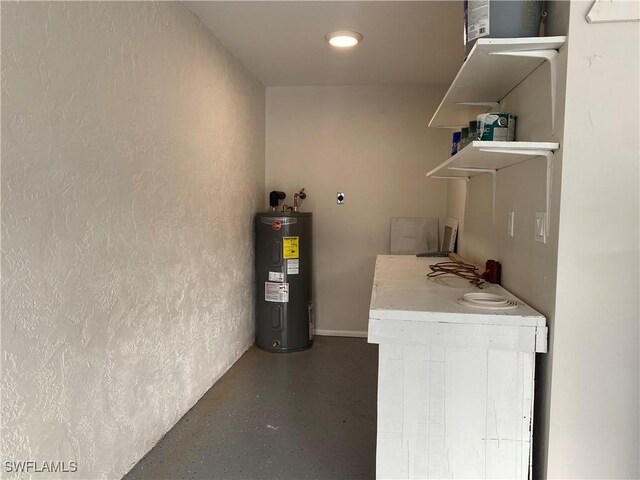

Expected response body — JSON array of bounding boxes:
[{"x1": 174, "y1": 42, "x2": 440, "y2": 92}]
[{"x1": 376, "y1": 343, "x2": 535, "y2": 480}]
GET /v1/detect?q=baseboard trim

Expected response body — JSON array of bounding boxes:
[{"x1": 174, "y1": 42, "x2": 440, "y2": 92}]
[{"x1": 315, "y1": 329, "x2": 368, "y2": 338}]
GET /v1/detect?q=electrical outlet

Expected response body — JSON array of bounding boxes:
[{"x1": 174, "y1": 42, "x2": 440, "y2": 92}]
[
  {"x1": 337, "y1": 192, "x2": 345, "y2": 204},
  {"x1": 508, "y1": 211, "x2": 515, "y2": 237},
  {"x1": 535, "y1": 212, "x2": 547, "y2": 243}
]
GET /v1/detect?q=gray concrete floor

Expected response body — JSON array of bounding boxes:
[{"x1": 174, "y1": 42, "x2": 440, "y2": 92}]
[{"x1": 124, "y1": 336, "x2": 378, "y2": 480}]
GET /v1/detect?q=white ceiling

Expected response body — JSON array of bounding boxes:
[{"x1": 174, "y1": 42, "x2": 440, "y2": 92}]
[{"x1": 183, "y1": 1, "x2": 465, "y2": 87}]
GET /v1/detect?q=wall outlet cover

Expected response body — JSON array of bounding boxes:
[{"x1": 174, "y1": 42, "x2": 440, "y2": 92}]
[
  {"x1": 508, "y1": 211, "x2": 515, "y2": 237},
  {"x1": 535, "y1": 212, "x2": 547, "y2": 243}
]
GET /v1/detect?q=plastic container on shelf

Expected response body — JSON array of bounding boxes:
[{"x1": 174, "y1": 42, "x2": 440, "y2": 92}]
[
  {"x1": 477, "y1": 112, "x2": 517, "y2": 141},
  {"x1": 451, "y1": 131, "x2": 462, "y2": 156},
  {"x1": 458, "y1": 126, "x2": 471, "y2": 152},
  {"x1": 464, "y1": 0, "x2": 543, "y2": 56}
]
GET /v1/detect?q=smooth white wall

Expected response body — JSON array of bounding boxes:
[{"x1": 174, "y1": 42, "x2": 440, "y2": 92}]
[
  {"x1": 547, "y1": 3, "x2": 639, "y2": 478},
  {"x1": 1, "y1": 3, "x2": 265, "y2": 478},
  {"x1": 266, "y1": 86, "x2": 450, "y2": 333},
  {"x1": 448, "y1": 40, "x2": 569, "y2": 480}
]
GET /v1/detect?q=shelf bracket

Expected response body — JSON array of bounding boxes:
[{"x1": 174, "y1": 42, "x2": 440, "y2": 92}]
[
  {"x1": 544, "y1": 151, "x2": 554, "y2": 243},
  {"x1": 587, "y1": 0, "x2": 640, "y2": 23},
  {"x1": 489, "y1": 49, "x2": 559, "y2": 134},
  {"x1": 430, "y1": 175, "x2": 470, "y2": 181},
  {"x1": 430, "y1": 176, "x2": 471, "y2": 212},
  {"x1": 454, "y1": 101, "x2": 500, "y2": 110},
  {"x1": 449, "y1": 167, "x2": 497, "y2": 225},
  {"x1": 477, "y1": 148, "x2": 555, "y2": 242}
]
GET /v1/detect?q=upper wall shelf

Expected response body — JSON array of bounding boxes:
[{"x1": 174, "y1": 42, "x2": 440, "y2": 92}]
[
  {"x1": 428, "y1": 36, "x2": 567, "y2": 129},
  {"x1": 426, "y1": 141, "x2": 560, "y2": 178}
]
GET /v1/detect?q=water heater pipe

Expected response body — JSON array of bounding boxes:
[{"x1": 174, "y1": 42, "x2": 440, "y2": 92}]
[
  {"x1": 293, "y1": 188, "x2": 306, "y2": 212},
  {"x1": 269, "y1": 191, "x2": 286, "y2": 212}
]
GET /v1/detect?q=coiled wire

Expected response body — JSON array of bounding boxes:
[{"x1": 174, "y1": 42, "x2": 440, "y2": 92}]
[{"x1": 427, "y1": 260, "x2": 485, "y2": 288}]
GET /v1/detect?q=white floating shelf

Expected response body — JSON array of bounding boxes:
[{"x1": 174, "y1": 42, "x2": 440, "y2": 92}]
[
  {"x1": 427, "y1": 141, "x2": 559, "y2": 178},
  {"x1": 429, "y1": 36, "x2": 566, "y2": 129}
]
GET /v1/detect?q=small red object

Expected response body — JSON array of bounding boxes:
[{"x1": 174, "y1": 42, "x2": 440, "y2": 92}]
[
  {"x1": 485, "y1": 260, "x2": 501, "y2": 284},
  {"x1": 272, "y1": 220, "x2": 282, "y2": 231}
]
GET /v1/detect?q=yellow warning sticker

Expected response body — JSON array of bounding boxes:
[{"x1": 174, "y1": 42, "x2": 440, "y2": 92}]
[{"x1": 283, "y1": 236, "x2": 299, "y2": 259}]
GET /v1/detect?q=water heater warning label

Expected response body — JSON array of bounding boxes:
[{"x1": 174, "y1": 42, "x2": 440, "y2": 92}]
[
  {"x1": 283, "y1": 236, "x2": 299, "y2": 259},
  {"x1": 269, "y1": 271, "x2": 285, "y2": 282},
  {"x1": 287, "y1": 259, "x2": 299, "y2": 275},
  {"x1": 265, "y1": 282, "x2": 289, "y2": 303}
]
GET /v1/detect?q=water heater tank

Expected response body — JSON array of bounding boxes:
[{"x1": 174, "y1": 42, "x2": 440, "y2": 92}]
[{"x1": 254, "y1": 212, "x2": 313, "y2": 352}]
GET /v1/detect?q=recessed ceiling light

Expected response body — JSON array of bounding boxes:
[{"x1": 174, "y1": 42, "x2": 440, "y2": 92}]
[{"x1": 324, "y1": 31, "x2": 363, "y2": 48}]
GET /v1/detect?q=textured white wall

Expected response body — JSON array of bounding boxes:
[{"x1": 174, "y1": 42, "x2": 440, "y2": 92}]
[
  {"x1": 1, "y1": 2, "x2": 265, "y2": 479},
  {"x1": 266, "y1": 86, "x2": 450, "y2": 334}
]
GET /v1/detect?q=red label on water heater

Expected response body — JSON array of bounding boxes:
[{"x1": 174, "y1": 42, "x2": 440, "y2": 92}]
[{"x1": 272, "y1": 220, "x2": 282, "y2": 231}]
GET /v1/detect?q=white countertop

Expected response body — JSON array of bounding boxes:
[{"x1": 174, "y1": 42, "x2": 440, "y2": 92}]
[{"x1": 369, "y1": 255, "x2": 546, "y2": 328}]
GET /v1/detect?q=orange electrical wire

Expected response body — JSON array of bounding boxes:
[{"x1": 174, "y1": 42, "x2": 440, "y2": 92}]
[{"x1": 427, "y1": 260, "x2": 486, "y2": 288}]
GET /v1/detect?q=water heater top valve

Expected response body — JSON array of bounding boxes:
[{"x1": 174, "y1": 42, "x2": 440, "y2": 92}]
[
  {"x1": 269, "y1": 191, "x2": 286, "y2": 212},
  {"x1": 293, "y1": 188, "x2": 306, "y2": 212}
]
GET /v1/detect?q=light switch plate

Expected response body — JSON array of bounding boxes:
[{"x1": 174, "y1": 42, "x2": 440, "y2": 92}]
[
  {"x1": 508, "y1": 211, "x2": 515, "y2": 237},
  {"x1": 535, "y1": 212, "x2": 547, "y2": 243}
]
